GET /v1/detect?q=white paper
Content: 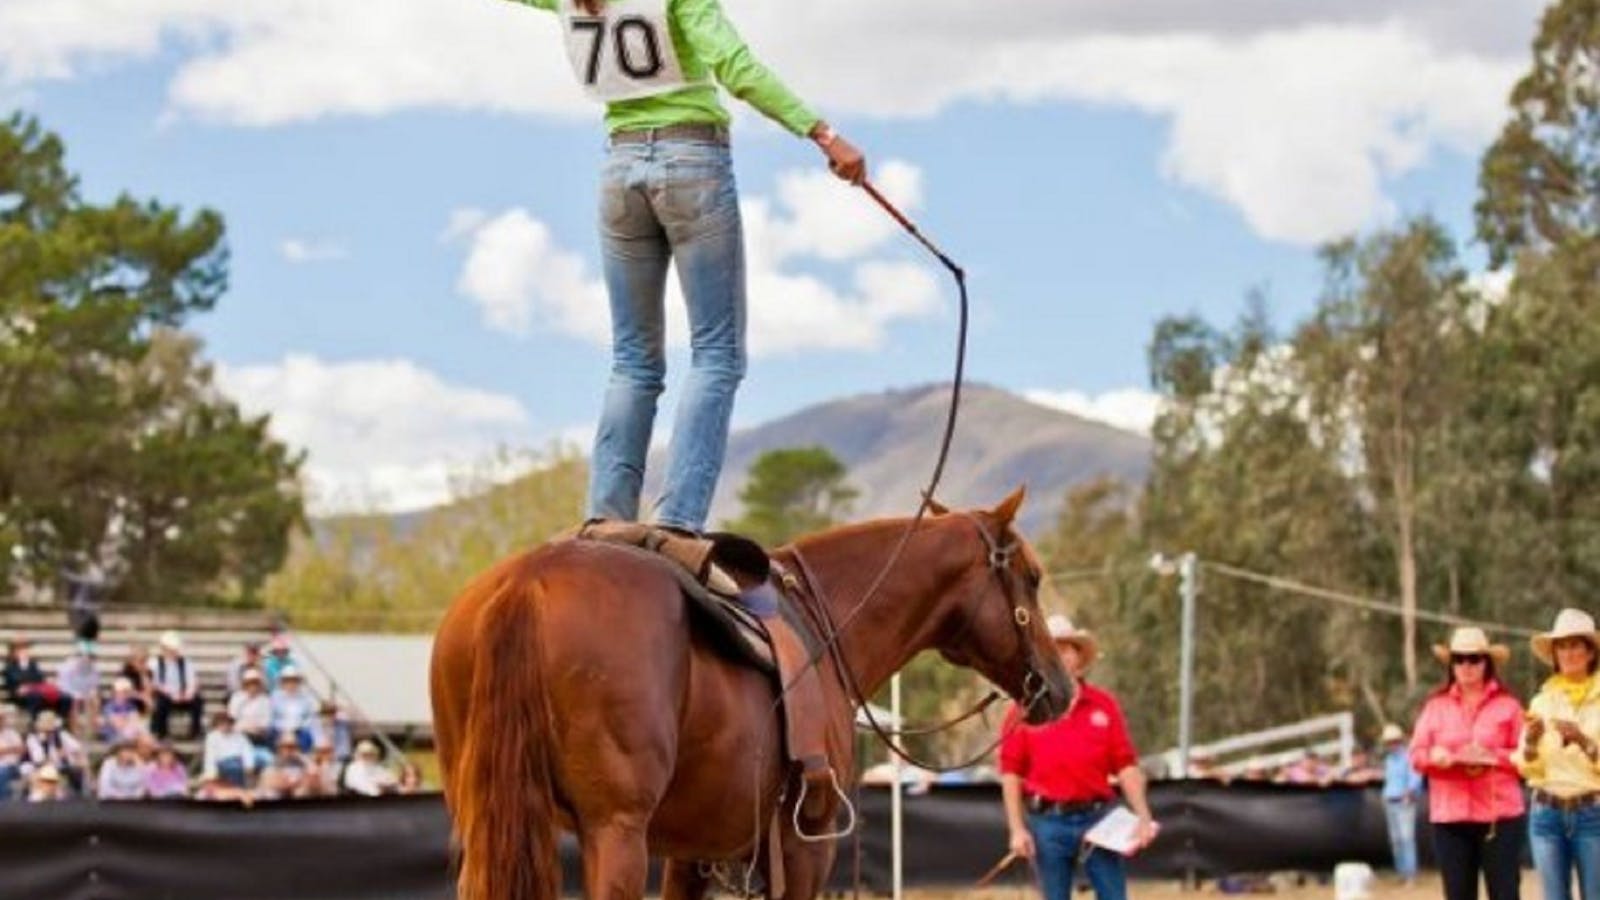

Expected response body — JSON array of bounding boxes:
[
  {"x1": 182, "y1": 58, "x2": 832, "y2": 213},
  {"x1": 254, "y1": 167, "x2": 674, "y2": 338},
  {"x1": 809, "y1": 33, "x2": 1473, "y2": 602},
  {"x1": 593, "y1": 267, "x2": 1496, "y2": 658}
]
[{"x1": 1082, "y1": 805, "x2": 1158, "y2": 856}]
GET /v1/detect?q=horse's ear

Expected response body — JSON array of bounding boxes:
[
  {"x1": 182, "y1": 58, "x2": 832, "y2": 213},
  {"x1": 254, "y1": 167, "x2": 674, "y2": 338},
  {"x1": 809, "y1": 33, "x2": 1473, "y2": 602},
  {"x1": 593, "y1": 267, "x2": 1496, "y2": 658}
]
[
  {"x1": 922, "y1": 494, "x2": 951, "y2": 516},
  {"x1": 991, "y1": 486, "x2": 1026, "y2": 526}
]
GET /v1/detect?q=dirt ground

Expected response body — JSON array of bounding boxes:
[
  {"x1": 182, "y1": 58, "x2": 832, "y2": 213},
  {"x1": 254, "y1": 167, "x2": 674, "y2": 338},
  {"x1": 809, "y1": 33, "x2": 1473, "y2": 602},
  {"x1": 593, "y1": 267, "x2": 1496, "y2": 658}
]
[{"x1": 888, "y1": 871, "x2": 1540, "y2": 898}]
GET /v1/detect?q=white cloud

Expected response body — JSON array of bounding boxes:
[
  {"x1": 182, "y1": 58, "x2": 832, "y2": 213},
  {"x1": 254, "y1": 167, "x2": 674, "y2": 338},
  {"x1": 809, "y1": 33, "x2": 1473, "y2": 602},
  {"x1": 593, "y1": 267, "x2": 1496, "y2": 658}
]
[
  {"x1": 446, "y1": 159, "x2": 941, "y2": 355},
  {"x1": 1025, "y1": 387, "x2": 1163, "y2": 436},
  {"x1": 0, "y1": 0, "x2": 1544, "y2": 244},
  {"x1": 217, "y1": 354, "x2": 537, "y2": 513},
  {"x1": 280, "y1": 238, "x2": 347, "y2": 264}
]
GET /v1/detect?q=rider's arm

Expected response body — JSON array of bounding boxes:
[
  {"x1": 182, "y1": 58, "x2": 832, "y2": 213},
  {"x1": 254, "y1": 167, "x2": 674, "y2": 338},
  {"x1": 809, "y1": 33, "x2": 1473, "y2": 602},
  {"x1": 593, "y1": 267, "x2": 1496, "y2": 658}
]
[{"x1": 673, "y1": 0, "x2": 819, "y2": 136}]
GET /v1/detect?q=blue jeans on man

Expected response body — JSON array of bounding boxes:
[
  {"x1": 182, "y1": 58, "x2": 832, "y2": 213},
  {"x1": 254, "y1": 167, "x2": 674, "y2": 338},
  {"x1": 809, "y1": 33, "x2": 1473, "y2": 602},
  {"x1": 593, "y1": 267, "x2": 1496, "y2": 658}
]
[
  {"x1": 589, "y1": 136, "x2": 746, "y2": 533},
  {"x1": 1530, "y1": 798, "x2": 1600, "y2": 900},
  {"x1": 1385, "y1": 797, "x2": 1420, "y2": 881},
  {"x1": 1028, "y1": 808, "x2": 1127, "y2": 900}
]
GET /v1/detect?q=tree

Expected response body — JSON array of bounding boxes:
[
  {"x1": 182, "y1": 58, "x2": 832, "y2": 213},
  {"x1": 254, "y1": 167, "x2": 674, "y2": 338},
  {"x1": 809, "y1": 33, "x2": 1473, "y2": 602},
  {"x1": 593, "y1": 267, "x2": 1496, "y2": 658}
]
[
  {"x1": 0, "y1": 114, "x2": 304, "y2": 604},
  {"x1": 1477, "y1": 0, "x2": 1600, "y2": 267},
  {"x1": 1295, "y1": 219, "x2": 1471, "y2": 690},
  {"x1": 722, "y1": 447, "x2": 858, "y2": 546}
]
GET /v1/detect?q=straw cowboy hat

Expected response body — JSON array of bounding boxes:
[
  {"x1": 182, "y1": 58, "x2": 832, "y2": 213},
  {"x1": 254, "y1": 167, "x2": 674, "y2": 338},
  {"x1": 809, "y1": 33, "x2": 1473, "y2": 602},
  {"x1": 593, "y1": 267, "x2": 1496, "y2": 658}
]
[
  {"x1": 34, "y1": 764, "x2": 61, "y2": 783},
  {"x1": 158, "y1": 630, "x2": 183, "y2": 652},
  {"x1": 1431, "y1": 626, "x2": 1510, "y2": 666},
  {"x1": 34, "y1": 710, "x2": 61, "y2": 731},
  {"x1": 1380, "y1": 723, "x2": 1405, "y2": 744},
  {"x1": 1045, "y1": 614, "x2": 1099, "y2": 669},
  {"x1": 1531, "y1": 608, "x2": 1600, "y2": 667}
]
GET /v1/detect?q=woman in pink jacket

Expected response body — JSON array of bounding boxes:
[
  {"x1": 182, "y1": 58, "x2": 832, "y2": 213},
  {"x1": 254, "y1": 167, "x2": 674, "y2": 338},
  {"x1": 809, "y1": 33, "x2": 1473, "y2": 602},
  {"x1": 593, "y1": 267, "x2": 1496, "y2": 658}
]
[{"x1": 1411, "y1": 627, "x2": 1527, "y2": 900}]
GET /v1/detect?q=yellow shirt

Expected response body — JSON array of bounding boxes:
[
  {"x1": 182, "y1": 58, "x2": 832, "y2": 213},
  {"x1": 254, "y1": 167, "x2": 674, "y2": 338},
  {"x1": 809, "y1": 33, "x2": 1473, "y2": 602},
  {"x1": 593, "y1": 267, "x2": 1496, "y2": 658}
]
[{"x1": 1515, "y1": 675, "x2": 1600, "y2": 797}]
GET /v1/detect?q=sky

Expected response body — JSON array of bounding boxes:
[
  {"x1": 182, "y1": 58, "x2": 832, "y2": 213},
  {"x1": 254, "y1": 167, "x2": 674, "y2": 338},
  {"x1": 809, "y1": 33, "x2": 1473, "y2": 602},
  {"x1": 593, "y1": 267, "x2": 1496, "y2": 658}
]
[{"x1": 1, "y1": 0, "x2": 1549, "y2": 512}]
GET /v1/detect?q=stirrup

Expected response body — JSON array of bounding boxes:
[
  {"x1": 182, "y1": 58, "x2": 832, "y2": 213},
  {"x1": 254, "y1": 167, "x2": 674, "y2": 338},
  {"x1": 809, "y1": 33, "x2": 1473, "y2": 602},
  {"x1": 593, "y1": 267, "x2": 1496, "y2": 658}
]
[{"x1": 792, "y1": 767, "x2": 856, "y2": 843}]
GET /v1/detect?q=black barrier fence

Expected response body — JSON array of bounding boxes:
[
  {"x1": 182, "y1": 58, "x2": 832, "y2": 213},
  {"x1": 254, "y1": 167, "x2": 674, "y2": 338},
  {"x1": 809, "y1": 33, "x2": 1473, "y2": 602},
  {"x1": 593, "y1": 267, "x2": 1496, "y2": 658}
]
[{"x1": 0, "y1": 781, "x2": 1426, "y2": 899}]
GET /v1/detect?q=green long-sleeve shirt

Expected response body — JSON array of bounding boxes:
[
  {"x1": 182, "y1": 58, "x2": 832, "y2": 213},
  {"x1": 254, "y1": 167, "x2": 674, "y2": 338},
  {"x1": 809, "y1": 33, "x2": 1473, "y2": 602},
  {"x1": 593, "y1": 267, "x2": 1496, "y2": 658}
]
[{"x1": 506, "y1": 0, "x2": 819, "y2": 137}]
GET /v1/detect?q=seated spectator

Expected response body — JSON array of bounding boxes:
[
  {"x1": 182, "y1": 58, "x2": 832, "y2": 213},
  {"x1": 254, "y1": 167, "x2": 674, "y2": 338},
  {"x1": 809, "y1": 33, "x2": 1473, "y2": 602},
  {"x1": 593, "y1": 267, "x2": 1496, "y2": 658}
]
[
  {"x1": 151, "y1": 631, "x2": 204, "y2": 740},
  {"x1": 227, "y1": 641, "x2": 263, "y2": 695},
  {"x1": 55, "y1": 642, "x2": 100, "y2": 733},
  {"x1": 262, "y1": 634, "x2": 297, "y2": 691},
  {"x1": 310, "y1": 700, "x2": 353, "y2": 761},
  {"x1": 201, "y1": 711, "x2": 256, "y2": 791},
  {"x1": 26, "y1": 764, "x2": 69, "y2": 802},
  {"x1": 194, "y1": 770, "x2": 256, "y2": 806},
  {"x1": 257, "y1": 733, "x2": 312, "y2": 800},
  {"x1": 342, "y1": 740, "x2": 398, "y2": 797},
  {"x1": 303, "y1": 739, "x2": 341, "y2": 797},
  {"x1": 118, "y1": 644, "x2": 154, "y2": 714},
  {"x1": 5, "y1": 637, "x2": 71, "y2": 720},
  {"x1": 97, "y1": 740, "x2": 150, "y2": 801},
  {"x1": 0, "y1": 704, "x2": 23, "y2": 800},
  {"x1": 1187, "y1": 748, "x2": 1222, "y2": 779},
  {"x1": 397, "y1": 761, "x2": 424, "y2": 794},
  {"x1": 228, "y1": 668, "x2": 273, "y2": 764},
  {"x1": 24, "y1": 710, "x2": 86, "y2": 794},
  {"x1": 1340, "y1": 748, "x2": 1384, "y2": 784},
  {"x1": 1275, "y1": 750, "x2": 1326, "y2": 785},
  {"x1": 145, "y1": 743, "x2": 190, "y2": 799},
  {"x1": 269, "y1": 667, "x2": 317, "y2": 751},
  {"x1": 100, "y1": 677, "x2": 149, "y2": 744}
]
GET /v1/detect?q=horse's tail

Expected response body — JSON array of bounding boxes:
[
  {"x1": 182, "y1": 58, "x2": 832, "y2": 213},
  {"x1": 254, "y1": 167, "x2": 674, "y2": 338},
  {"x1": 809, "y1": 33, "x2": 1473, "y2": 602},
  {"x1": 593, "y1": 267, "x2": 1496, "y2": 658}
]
[{"x1": 453, "y1": 565, "x2": 560, "y2": 900}]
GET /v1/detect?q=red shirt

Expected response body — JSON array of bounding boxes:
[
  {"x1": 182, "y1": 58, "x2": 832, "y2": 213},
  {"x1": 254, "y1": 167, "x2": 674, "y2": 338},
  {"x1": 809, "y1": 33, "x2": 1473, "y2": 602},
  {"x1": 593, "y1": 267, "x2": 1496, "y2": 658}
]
[{"x1": 998, "y1": 682, "x2": 1137, "y2": 803}]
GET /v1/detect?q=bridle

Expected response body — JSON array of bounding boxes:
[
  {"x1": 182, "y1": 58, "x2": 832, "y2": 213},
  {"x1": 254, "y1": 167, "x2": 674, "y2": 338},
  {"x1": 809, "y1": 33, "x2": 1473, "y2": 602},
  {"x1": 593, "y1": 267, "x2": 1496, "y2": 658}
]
[{"x1": 779, "y1": 511, "x2": 1057, "y2": 773}]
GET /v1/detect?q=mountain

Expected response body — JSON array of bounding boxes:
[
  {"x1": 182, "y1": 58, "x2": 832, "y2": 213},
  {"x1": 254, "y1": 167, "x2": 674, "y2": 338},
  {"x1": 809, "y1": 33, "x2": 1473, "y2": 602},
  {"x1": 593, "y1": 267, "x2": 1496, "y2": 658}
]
[{"x1": 648, "y1": 383, "x2": 1152, "y2": 536}]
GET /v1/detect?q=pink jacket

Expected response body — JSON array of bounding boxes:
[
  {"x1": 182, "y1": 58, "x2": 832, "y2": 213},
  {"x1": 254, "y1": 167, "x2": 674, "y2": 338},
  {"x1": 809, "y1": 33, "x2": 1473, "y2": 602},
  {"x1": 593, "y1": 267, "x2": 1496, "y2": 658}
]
[{"x1": 1410, "y1": 681, "x2": 1525, "y2": 823}]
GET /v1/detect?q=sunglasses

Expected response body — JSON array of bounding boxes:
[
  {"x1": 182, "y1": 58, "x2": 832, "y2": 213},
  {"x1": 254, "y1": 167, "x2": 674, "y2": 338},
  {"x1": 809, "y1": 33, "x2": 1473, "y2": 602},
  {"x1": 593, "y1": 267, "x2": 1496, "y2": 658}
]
[{"x1": 1451, "y1": 654, "x2": 1488, "y2": 666}]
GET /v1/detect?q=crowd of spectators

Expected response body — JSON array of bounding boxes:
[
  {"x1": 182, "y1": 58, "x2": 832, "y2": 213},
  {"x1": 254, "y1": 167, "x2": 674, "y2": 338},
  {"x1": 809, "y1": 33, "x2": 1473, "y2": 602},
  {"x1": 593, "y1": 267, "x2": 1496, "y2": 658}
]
[{"x1": 0, "y1": 630, "x2": 422, "y2": 804}]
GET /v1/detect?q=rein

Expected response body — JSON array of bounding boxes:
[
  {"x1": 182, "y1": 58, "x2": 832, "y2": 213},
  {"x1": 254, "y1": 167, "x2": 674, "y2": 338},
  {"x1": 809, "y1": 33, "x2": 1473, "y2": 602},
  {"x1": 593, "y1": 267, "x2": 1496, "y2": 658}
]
[{"x1": 778, "y1": 512, "x2": 1052, "y2": 774}]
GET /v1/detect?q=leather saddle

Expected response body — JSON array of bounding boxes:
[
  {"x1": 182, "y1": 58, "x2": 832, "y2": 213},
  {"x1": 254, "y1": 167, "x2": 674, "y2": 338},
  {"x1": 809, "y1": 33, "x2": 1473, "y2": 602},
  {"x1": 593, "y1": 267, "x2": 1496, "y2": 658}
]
[{"x1": 565, "y1": 522, "x2": 844, "y2": 838}]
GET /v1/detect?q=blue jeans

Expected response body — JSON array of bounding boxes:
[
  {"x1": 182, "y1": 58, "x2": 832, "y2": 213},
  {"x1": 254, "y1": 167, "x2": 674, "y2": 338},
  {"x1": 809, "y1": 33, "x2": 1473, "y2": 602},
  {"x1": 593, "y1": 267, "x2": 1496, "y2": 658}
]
[
  {"x1": 1531, "y1": 799, "x2": 1600, "y2": 900},
  {"x1": 1028, "y1": 809, "x2": 1127, "y2": 900},
  {"x1": 1385, "y1": 798, "x2": 1420, "y2": 879},
  {"x1": 589, "y1": 136, "x2": 746, "y2": 532}
]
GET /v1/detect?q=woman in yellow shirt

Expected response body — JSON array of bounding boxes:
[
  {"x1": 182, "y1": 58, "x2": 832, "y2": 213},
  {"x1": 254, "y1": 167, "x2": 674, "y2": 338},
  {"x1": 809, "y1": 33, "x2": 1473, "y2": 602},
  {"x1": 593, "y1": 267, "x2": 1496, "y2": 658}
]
[{"x1": 1517, "y1": 608, "x2": 1600, "y2": 900}]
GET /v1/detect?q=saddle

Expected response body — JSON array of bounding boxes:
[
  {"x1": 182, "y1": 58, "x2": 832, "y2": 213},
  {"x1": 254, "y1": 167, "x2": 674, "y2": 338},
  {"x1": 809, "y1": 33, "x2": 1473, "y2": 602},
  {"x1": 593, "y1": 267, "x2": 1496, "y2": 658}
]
[{"x1": 567, "y1": 522, "x2": 846, "y2": 844}]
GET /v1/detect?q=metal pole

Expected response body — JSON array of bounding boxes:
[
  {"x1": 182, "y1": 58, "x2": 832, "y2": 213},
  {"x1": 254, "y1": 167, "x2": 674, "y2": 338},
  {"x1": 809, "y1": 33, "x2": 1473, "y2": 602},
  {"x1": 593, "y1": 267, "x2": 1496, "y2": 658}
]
[
  {"x1": 890, "y1": 672, "x2": 903, "y2": 900},
  {"x1": 1177, "y1": 552, "x2": 1198, "y2": 778}
]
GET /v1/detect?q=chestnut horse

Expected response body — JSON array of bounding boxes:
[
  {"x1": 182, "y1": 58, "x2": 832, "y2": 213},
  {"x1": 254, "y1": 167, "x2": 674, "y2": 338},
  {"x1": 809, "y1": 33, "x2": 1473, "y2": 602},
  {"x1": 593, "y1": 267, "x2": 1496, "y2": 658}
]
[{"x1": 429, "y1": 488, "x2": 1075, "y2": 900}]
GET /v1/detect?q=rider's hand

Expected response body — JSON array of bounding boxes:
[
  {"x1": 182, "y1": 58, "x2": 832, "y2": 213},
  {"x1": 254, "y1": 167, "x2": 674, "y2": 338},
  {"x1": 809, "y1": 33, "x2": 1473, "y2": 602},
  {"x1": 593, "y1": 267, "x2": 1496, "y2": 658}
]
[
  {"x1": 1009, "y1": 827, "x2": 1035, "y2": 860},
  {"x1": 811, "y1": 121, "x2": 866, "y2": 186}
]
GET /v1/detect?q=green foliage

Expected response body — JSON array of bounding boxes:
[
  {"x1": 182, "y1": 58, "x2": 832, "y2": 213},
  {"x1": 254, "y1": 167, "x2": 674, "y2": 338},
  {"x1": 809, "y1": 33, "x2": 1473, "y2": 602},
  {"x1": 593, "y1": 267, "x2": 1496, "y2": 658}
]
[
  {"x1": 1477, "y1": 0, "x2": 1600, "y2": 267},
  {"x1": 0, "y1": 114, "x2": 304, "y2": 605},
  {"x1": 721, "y1": 446, "x2": 858, "y2": 546},
  {"x1": 262, "y1": 449, "x2": 586, "y2": 632}
]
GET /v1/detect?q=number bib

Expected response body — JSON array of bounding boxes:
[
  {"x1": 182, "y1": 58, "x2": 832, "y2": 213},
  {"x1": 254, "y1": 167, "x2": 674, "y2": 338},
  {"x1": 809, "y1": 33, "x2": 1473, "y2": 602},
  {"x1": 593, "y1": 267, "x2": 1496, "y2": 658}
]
[{"x1": 558, "y1": 0, "x2": 705, "y2": 103}]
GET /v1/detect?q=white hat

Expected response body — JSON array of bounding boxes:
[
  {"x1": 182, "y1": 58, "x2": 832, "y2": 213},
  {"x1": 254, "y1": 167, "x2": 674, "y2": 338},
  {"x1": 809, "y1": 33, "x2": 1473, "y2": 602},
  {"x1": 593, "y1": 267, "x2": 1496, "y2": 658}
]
[
  {"x1": 279, "y1": 665, "x2": 302, "y2": 680},
  {"x1": 159, "y1": 630, "x2": 183, "y2": 652},
  {"x1": 112, "y1": 677, "x2": 133, "y2": 693},
  {"x1": 1432, "y1": 627, "x2": 1510, "y2": 666},
  {"x1": 1531, "y1": 608, "x2": 1600, "y2": 667},
  {"x1": 1045, "y1": 614, "x2": 1099, "y2": 668},
  {"x1": 1380, "y1": 723, "x2": 1405, "y2": 744},
  {"x1": 34, "y1": 764, "x2": 60, "y2": 783},
  {"x1": 35, "y1": 710, "x2": 61, "y2": 731},
  {"x1": 242, "y1": 667, "x2": 264, "y2": 683}
]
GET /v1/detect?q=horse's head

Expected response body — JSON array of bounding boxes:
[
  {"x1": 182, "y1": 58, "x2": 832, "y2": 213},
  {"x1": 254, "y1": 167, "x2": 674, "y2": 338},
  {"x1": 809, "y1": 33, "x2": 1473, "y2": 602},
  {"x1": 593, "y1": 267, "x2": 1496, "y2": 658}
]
[{"x1": 926, "y1": 488, "x2": 1075, "y2": 725}]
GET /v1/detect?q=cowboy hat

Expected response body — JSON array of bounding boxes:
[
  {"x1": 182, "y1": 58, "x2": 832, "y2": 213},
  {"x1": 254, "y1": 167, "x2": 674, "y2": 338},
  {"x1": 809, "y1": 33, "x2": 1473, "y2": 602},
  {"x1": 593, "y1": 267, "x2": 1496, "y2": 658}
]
[
  {"x1": 34, "y1": 764, "x2": 61, "y2": 783},
  {"x1": 35, "y1": 710, "x2": 61, "y2": 731},
  {"x1": 1431, "y1": 627, "x2": 1510, "y2": 666},
  {"x1": 1380, "y1": 723, "x2": 1405, "y2": 744},
  {"x1": 1531, "y1": 608, "x2": 1600, "y2": 667},
  {"x1": 1045, "y1": 614, "x2": 1099, "y2": 668},
  {"x1": 158, "y1": 630, "x2": 183, "y2": 652}
]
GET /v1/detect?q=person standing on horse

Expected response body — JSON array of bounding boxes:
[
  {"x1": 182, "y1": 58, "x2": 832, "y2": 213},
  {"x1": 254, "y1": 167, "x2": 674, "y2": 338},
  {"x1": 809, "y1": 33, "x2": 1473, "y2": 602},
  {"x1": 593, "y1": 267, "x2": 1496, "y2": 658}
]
[
  {"x1": 998, "y1": 615, "x2": 1157, "y2": 900},
  {"x1": 502, "y1": 0, "x2": 866, "y2": 534}
]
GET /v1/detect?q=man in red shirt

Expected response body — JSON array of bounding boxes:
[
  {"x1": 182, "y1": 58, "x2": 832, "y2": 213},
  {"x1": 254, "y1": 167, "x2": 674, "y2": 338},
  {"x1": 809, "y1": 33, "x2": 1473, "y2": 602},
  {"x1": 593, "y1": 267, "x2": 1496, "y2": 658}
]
[{"x1": 999, "y1": 615, "x2": 1156, "y2": 900}]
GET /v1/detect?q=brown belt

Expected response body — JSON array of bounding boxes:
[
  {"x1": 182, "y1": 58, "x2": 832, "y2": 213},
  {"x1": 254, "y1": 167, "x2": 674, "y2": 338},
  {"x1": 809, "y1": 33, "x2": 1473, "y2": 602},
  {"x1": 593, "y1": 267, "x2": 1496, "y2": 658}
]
[
  {"x1": 609, "y1": 123, "x2": 729, "y2": 146},
  {"x1": 1533, "y1": 789, "x2": 1600, "y2": 812}
]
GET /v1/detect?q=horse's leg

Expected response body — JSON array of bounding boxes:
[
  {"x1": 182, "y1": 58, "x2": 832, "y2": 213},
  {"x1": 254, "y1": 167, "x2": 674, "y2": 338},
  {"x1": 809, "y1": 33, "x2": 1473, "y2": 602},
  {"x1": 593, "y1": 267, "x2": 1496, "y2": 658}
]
[
  {"x1": 775, "y1": 835, "x2": 838, "y2": 900},
  {"x1": 579, "y1": 818, "x2": 651, "y2": 900},
  {"x1": 660, "y1": 859, "x2": 713, "y2": 900}
]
